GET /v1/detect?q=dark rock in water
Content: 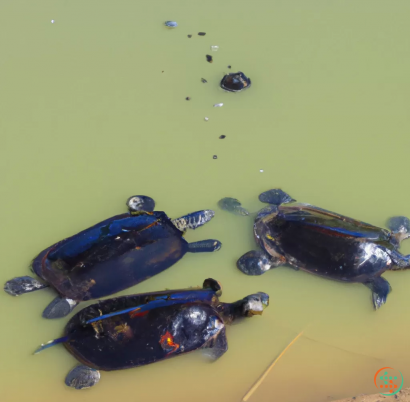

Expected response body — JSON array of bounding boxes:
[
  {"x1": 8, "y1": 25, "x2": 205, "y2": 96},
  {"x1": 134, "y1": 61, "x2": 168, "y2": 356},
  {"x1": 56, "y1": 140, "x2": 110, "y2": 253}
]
[
  {"x1": 228, "y1": 65, "x2": 231, "y2": 69},
  {"x1": 201, "y1": 78, "x2": 207, "y2": 83},
  {"x1": 186, "y1": 97, "x2": 191, "y2": 101},
  {"x1": 213, "y1": 155, "x2": 217, "y2": 159},
  {"x1": 206, "y1": 55, "x2": 213, "y2": 63},
  {"x1": 188, "y1": 35, "x2": 192, "y2": 38},
  {"x1": 198, "y1": 32, "x2": 206, "y2": 36},
  {"x1": 220, "y1": 71, "x2": 251, "y2": 92},
  {"x1": 219, "y1": 135, "x2": 226, "y2": 139}
]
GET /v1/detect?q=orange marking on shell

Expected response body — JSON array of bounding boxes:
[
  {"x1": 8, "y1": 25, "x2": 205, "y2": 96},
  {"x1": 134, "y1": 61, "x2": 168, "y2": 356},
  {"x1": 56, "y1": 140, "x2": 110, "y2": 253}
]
[{"x1": 159, "y1": 331, "x2": 180, "y2": 355}]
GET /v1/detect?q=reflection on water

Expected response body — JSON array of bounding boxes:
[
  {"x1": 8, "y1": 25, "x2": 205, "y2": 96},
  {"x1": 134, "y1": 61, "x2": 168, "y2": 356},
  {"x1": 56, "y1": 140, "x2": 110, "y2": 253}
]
[{"x1": 1, "y1": 1, "x2": 410, "y2": 401}]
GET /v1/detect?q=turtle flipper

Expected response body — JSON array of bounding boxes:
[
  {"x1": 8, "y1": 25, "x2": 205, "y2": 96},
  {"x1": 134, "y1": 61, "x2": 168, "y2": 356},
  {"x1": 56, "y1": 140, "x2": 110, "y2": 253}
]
[
  {"x1": 42, "y1": 296, "x2": 78, "y2": 319},
  {"x1": 172, "y1": 210, "x2": 215, "y2": 231},
  {"x1": 187, "y1": 240, "x2": 222, "y2": 253},
  {"x1": 364, "y1": 277, "x2": 391, "y2": 310},
  {"x1": 237, "y1": 250, "x2": 285, "y2": 275},
  {"x1": 4, "y1": 276, "x2": 48, "y2": 296},
  {"x1": 202, "y1": 327, "x2": 228, "y2": 361},
  {"x1": 387, "y1": 216, "x2": 410, "y2": 246},
  {"x1": 218, "y1": 197, "x2": 250, "y2": 216},
  {"x1": 258, "y1": 189, "x2": 295, "y2": 205},
  {"x1": 126, "y1": 195, "x2": 155, "y2": 213},
  {"x1": 65, "y1": 365, "x2": 101, "y2": 390}
]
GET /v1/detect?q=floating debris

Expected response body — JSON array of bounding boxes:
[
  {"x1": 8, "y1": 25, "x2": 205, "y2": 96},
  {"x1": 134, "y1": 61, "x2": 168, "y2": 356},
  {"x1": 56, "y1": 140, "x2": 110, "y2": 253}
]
[
  {"x1": 260, "y1": 169, "x2": 264, "y2": 173},
  {"x1": 187, "y1": 34, "x2": 192, "y2": 38},
  {"x1": 198, "y1": 32, "x2": 206, "y2": 36},
  {"x1": 51, "y1": 20, "x2": 55, "y2": 24},
  {"x1": 219, "y1": 135, "x2": 226, "y2": 139},
  {"x1": 204, "y1": 117, "x2": 209, "y2": 121},
  {"x1": 165, "y1": 21, "x2": 178, "y2": 28},
  {"x1": 213, "y1": 155, "x2": 218, "y2": 159},
  {"x1": 213, "y1": 103, "x2": 223, "y2": 107},
  {"x1": 220, "y1": 71, "x2": 251, "y2": 92},
  {"x1": 186, "y1": 97, "x2": 191, "y2": 101},
  {"x1": 211, "y1": 46, "x2": 219, "y2": 51},
  {"x1": 201, "y1": 78, "x2": 207, "y2": 83},
  {"x1": 206, "y1": 55, "x2": 213, "y2": 63}
]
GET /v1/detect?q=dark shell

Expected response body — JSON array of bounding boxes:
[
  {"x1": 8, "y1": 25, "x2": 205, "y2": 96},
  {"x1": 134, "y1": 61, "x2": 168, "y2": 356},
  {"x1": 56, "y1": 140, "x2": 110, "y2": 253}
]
[
  {"x1": 255, "y1": 203, "x2": 394, "y2": 281},
  {"x1": 64, "y1": 301, "x2": 225, "y2": 371},
  {"x1": 220, "y1": 72, "x2": 251, "y2": 92},
  {"x1": 32, "y1": 212, "x2": 188, "y2": 301}
]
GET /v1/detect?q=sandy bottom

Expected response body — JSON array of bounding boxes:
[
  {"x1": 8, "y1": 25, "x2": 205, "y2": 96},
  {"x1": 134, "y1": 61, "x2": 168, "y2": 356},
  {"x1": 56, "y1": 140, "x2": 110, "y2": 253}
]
[{"x1": 332, "y1": 388, "x2": 410, "y2": 402}]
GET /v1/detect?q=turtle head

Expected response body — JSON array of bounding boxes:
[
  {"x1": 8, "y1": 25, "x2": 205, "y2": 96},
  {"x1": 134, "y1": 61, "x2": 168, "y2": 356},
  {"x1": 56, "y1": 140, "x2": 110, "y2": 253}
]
[
  {"x1": 126, "y1": 195, "x2": 155, "y2": 214},
  {"x1": 241, "y1": 292, "x2": 270, "y2": 317}
]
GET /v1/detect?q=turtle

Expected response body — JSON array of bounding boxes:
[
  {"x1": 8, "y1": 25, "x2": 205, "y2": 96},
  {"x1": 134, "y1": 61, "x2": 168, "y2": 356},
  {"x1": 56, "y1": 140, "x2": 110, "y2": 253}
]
[
  {"x1": 4, "y1": 195, "x2": 222, "y2": 319},
  {"x1": 33, "y1": 278, "x2": 269, "y2": 390},
  {"x1": 218, "y1": 189, "x2": 410, "y2": 309},
  {"x1": 220, "y1": 72, "x2": 251, "y2": 92}
]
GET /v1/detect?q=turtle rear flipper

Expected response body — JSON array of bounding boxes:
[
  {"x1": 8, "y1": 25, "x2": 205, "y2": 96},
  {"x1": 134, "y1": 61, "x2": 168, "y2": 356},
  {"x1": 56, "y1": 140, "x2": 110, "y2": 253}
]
[
  {"x1": 4, "y1": 276, "x2": 48, "y2": 296},
  {"x1": 172, "y1": 210, "x2": 215, "y2": 231},
  {"x1": 42, "y1": 296, "x2": 78, "y2": 319},
  {"x1": 65, "y1": 365, "x2": 100, "y2": 390},
  {"x1": 364, "y1": 277, "x2": 391, "y2": 310},
  {"x1": 187, "y1": 240, "x2": 222, "y2": 253}
]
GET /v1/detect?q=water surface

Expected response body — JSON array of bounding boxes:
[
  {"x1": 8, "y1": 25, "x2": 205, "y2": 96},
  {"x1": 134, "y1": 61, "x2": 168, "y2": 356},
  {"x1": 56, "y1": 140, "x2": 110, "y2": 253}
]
[{"x1": 2, "y1": 1, "x2": 410, "y2": 401}]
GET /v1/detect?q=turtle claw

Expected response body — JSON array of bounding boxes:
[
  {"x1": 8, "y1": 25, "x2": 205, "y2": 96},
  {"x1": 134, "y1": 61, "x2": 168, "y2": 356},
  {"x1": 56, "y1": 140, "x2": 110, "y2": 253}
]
[
  {"x1": 4, "y1": 276, "x2": 48, "y2": 296},
  {"x1": 258, "y1": 189, "x2": 295, "y2": 206},
  {"x1": 65, "y1": 365, "x2": 100, "y2": 390},
  {"x1": 42, "y1": 296, "x2": 78, "y2": 319}
]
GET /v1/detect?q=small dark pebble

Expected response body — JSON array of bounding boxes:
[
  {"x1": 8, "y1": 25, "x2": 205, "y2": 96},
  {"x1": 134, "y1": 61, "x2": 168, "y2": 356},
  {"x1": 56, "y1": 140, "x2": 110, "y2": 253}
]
[
  {"x1": 228, "y1": 65, "x2": 231, "y2": 69},
  {"x1": 187, "y1": 35, "x2": 192, "y2": 38},
  {"x1": 219, "y1": 135, "x2": 226, "y2": 139},
  {"x1": 395, "y1": 396, "x2": 398, "y2": 399},
  {"x1": 201, "y1": 78, "x2": 207, "y2": 83},
  {"x1": 213, "y1": 155, "x2": 217, "y2": 159},
  {"x1": 198, "y1": 32, "x2": 206, "y2": 36},
  {"x1": 186, "y1": 97, "x2": 191, "y2": 101},
  {"x1": 206, "y1": 55, "x2": 213, "y2": 63}
]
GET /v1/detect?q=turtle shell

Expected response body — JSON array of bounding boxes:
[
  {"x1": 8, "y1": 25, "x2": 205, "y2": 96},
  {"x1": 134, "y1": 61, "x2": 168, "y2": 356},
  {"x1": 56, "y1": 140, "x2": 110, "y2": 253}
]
[
  {"x1": 64, "y1": 301, "x2": 225, "y2": 371},
  {"x1": 32, "y1": 212, "x2": 188, "y2": 301},
  {"x1": 255, "y1": 203, "x2": 395, "y2": 281}
]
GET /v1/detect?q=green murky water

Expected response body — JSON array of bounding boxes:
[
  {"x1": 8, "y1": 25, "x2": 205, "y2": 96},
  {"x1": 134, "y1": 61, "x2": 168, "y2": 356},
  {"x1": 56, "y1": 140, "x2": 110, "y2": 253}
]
[{"x1": 2, "y1": 1, "x2": 410, "y2": 401}]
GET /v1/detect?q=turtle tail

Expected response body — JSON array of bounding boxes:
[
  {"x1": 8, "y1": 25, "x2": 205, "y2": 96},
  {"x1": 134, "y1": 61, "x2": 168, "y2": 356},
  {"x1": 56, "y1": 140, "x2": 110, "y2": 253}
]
[{"x1": 33, "y1": 335, "x2": 70, "y2": 354}]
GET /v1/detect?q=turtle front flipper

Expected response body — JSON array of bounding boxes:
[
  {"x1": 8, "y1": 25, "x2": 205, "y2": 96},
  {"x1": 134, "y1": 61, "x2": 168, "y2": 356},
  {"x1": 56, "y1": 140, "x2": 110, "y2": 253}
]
[
  {"x1": 126, "y1": 195, "x2": 155, "y2": 213},
  {"x1": 4, "y1": 276, "x2": 48, "y2": 296},
  {"x1": 65, "y1": 365, "x2": 101, "y2": 390},
  {"x1": 171, "y1": 210, "x2": 215, "y2": 231},
  {"x1": 42, "y1": 296, "x2": 78, "y2": 319},
  {"x1": 187, "y1": 240, "x2": 222, "y2": 253},
  {"x1": 202, "y1": 327, "x2": 228, "y2": 361},
  {"x1": 387, "y1": 216, "x2": 410, "y2": 246},
  {"x1": 218, "y1": 197, "x2": 250, "y2": 216},
  {"x1": 364, "y1": 277, "x2": 391, "y2": 310},
  {"x1": 237, "y1": 250, "x2": 285, "y2": 275},
  {"x1": 258, "y1": 189, "x2": 296, "y2": 205}
]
